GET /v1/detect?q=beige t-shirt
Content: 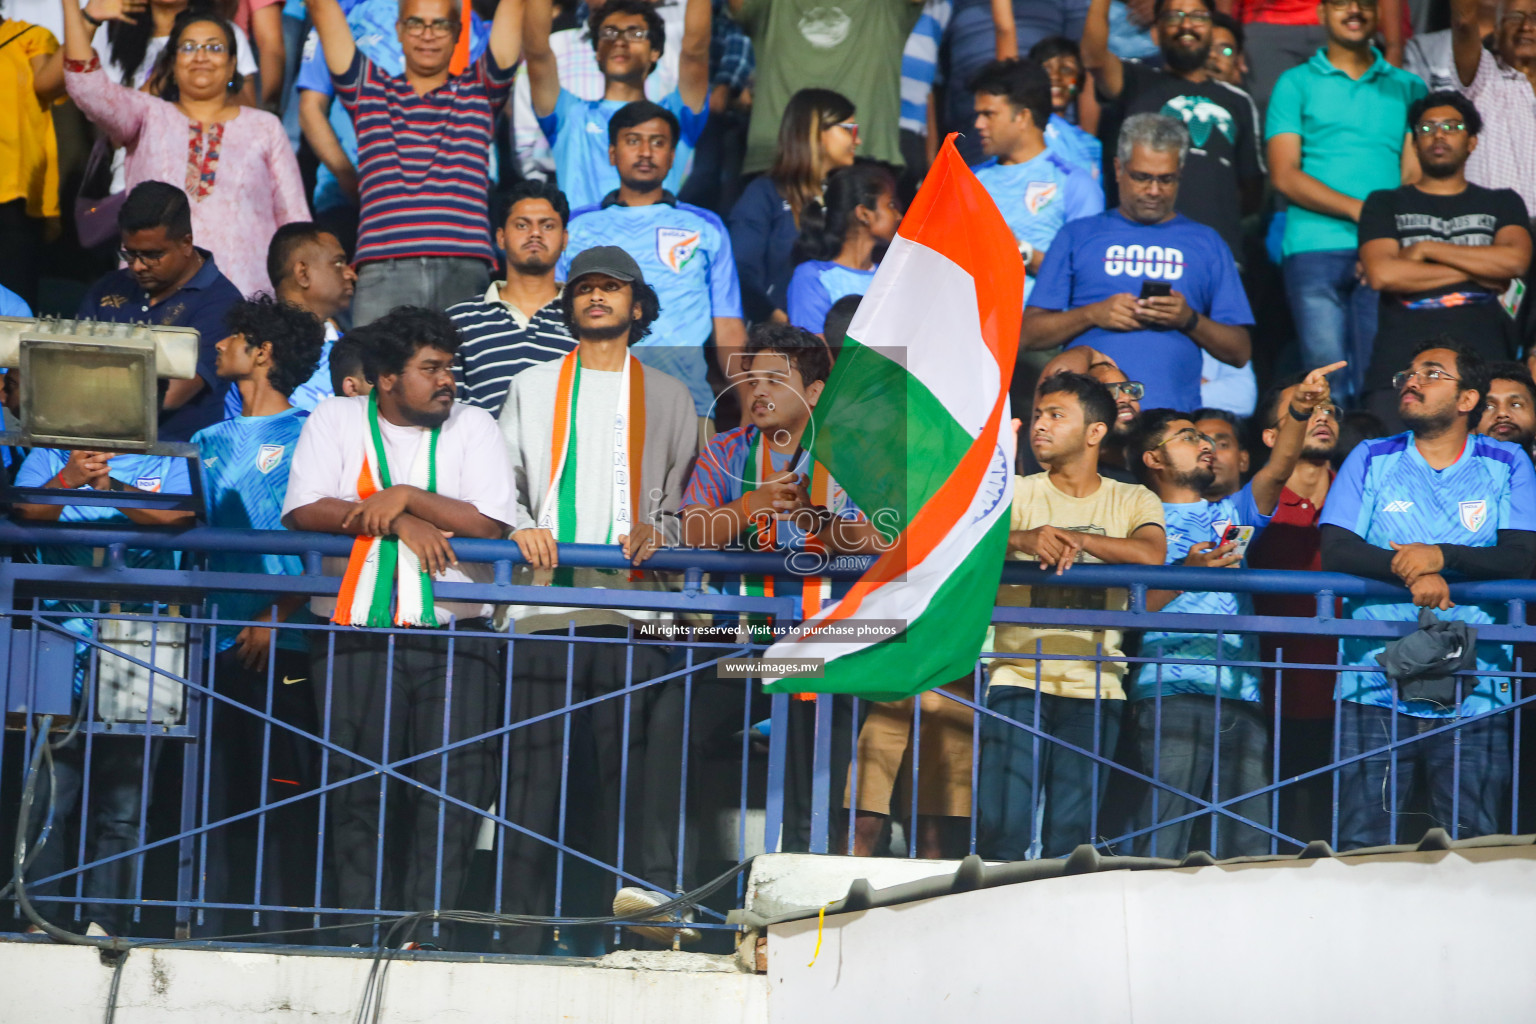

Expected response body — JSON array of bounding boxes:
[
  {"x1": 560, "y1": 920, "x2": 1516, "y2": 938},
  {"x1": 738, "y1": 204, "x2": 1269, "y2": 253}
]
[{"x1": 992, "y1": 473, "x2": 1166, "y2": 700}]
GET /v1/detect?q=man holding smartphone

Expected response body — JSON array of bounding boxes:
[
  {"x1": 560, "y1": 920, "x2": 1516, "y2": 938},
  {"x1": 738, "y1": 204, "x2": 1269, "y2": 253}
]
[
  {"x1": 1023, "y1": 114, "x2": 1254, "y2": 411},
  {"x1": 1120, "y1": 360, "x2": 1339, "y2": 859}
]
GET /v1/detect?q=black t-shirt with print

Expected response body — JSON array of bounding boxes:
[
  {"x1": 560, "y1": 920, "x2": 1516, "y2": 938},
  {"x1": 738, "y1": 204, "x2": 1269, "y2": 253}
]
[
  {"x1": 1358, "y1": 182, "x2": 1530, "y2": 388},
  {"x1": 1099, "y1": 60, "x2": 1264, "y2": 261}
]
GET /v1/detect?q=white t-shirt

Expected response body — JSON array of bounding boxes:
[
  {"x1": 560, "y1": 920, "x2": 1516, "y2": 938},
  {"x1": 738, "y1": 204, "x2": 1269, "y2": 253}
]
[{"x1": 282, "y1": 395, "x2": 519, "y2": 622}]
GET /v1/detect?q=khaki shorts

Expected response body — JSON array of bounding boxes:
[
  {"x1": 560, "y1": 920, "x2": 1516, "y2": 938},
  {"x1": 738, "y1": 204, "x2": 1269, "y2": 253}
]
[{"x1": 846, "y1": 681, "x2": 975, "y2": 818}]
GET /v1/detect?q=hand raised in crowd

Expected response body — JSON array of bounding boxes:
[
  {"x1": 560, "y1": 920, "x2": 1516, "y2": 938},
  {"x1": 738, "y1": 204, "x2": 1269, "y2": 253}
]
[
  {"x1": 1183, "y1": 539, "x2": 1242, "y2": 569},
  {"x1": 393, "y1": 513, "x2": 457, "y2": 577},
  {"x1": 1012, "y1": 524, "x2": 1084, "y2": 575},
  {"x1": 83, "y1": 0, "x2": 148, "y2": 25},
  {"x1": 1088, "y1": 294, "x2": 1143, "y2": 332},
  {"x1": 1134, "y1": 290, "x2": 1193, "y2": 329},
  {"x1": 619, "y1": 523, "x2": 665, "y2": 566},
  {"x1": 1290, "y1": 360, "x2": 1344, "y2": 413},
  {"x1": 1389, "y1": 541, "x2": 1445, "y2": 586},
  {"x1": 58, "y1": 450, "x2": 112, "y2": 489},
  {"x1": 512, "y1": 527, "x2": 559, "y2": 570},
  {"x1": 1409, "y1": 572, "x2": 1455, "y2": 611},
  {"x1": 341, "y1": 484, "x2": 413, "y2": 536}
]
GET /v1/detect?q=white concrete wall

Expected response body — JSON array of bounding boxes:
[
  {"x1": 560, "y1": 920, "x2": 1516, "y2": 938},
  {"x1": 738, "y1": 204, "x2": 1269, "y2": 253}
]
[
  {"x1": 0, "y1": 943, "x2": 768, "y2": 1024},
  {"x1": 766, "y1": 846, "x2": 1536, "y2": 1023}
]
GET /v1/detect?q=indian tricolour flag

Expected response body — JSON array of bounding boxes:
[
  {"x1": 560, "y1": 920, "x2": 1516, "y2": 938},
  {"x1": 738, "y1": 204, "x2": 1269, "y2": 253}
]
[{"x1": 761, "y1": 135, "x2": 1022, "y2": 701}]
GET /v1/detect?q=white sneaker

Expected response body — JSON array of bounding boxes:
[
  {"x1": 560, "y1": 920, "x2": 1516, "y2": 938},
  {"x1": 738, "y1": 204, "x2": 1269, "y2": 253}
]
[{"x1": 611, "y1": 887, "x2": 700, "y2": 946}]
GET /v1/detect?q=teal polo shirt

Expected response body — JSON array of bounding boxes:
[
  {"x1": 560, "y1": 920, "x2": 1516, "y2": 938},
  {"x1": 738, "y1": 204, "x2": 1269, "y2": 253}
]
[{"x1": 1266, "y1": 48, "x2": 1426, "y2": 256}]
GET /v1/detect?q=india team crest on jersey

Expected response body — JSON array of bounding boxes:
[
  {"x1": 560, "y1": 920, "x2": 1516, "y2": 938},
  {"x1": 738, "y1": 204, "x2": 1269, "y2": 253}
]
[
  {"x1": 656, "y1": 228, "x2": 702, "y2": 272},
  {"x1": 1459, "y1": 499, "x2": 1488, "y2": 532},
  {"x1": 257, "y1": 444, "x2": 285, "y2": 474},
  {"x1": 136, "y1": 477, "x2": 162, "y2": 492},
  {"x1": 1024, "y1": 181, "x2": 1058, "y2": 215}
]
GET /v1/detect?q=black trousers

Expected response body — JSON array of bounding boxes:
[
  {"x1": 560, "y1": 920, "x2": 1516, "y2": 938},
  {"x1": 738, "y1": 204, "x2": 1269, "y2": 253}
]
[
  {"x1": 312, "y1": 624, "x2": 500, "y2": 943},
  {"x1": 202, "y1": 645, "x2": 321, "y2": 936},
  {"x1": 495, "y1": 625, "x2": 669, "y2": 954},
  {"x1": 0, "y1": 198, "x2": 41, "y2": 309}
]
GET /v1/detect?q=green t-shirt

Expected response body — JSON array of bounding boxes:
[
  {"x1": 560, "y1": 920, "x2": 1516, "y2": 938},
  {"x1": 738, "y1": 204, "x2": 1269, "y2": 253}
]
[
  {"x1": 738, "y1": 0, "x2": 920, "y2": 173},
  {"x1": 1265, "y1": 47, "x2": 1426, "y2": 256}
]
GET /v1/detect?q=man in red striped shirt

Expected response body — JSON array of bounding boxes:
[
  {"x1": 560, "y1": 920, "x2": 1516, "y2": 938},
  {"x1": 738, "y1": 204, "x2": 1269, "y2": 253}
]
[{"x1": 307, "y1": 0, "x2": 524, "y2": 325}]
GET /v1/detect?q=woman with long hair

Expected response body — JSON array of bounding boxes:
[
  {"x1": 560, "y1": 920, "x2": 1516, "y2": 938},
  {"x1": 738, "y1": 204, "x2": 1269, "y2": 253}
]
[
  {"x1": 62, "y1": 0, "x2": 307, "y2": 296},
  {"x1": 785, "y1": 162, "x2": 901, "y2": 335},
  {"x1": 728, "y1": 87, "x2": 858, "y2": 323}
]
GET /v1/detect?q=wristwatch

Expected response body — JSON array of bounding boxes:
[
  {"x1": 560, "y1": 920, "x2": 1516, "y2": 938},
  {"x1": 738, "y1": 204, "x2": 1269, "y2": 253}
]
[
  {"x1": 1180, "y1": 309, "x2": 1200, "y2": 333},
  {"x1": 1018, "y1": 239, "x2": 1034, "y2": 267},
  {"x1": 108, "y1": 476, "x2": 124, "y2": 492}
]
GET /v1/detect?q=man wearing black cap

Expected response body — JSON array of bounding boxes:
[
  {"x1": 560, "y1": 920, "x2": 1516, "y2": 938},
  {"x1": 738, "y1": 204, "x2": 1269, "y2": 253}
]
[
  {"x1": 494, "y1": 244, "x2": 700, "y2": 953},
  {"x1": 559, "y1": 100, "x2": 747, "y2": 429}
]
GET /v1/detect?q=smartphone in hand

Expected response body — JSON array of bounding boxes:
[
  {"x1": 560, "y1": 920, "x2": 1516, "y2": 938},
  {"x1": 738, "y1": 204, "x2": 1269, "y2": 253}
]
[{"x1": 1139, "y1": 281, "x2": 1172, "y2": 299}]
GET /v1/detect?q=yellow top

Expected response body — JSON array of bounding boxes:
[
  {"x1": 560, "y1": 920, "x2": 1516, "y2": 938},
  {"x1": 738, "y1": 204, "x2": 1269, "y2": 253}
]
[
  {"x1": 991, "y1": 472, "x2": 1165, "y2": 700},
  {"x1": 0, "y1": 20, "x2": 61, "y2": 218}
]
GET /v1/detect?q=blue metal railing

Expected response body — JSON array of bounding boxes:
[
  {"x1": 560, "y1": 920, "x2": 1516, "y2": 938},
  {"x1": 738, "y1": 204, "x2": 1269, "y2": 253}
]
[{"x1": 1, "y1": 521, "x2": 1532, "y2": 950}]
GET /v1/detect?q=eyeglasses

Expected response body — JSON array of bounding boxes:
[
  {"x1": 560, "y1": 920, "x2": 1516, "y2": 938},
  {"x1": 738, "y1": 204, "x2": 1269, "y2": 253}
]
[
  {"x1": 1392, "y1": 368, "x2": 1460, "y2": 390},
  {"x1": 1156, "y1": 427, "x2": 1215, "y2": 449},
  {"x1": 1127, "y1": 169, "x2": 1179, "y2": 186},
  {"x1": 176, "y1": 40, "x2": 227, "y2": 56},
  {"x1": 119, "y1": 247, "x2": 168, "y2": 266},
  {"x1": 1108, "y1": 381, "x2": 1146, "y2": 399},
  {"x1": 1414, "y1": 120, "x2": 1468, "y2": 135},
  {"x1": 1159, "y1": 9, "x2": 1213, "y2": 26},
  {"x1": 1212, "y1": 45, "x2": 1236, "y2": 57},
  {"x1": 597, "y1": 25, "x2": 650, "y2": 42},
  {"x1": 830, "y1": 120, "x2": 860, "y2": 145},
  {"x1": 1323, "y1": 0, "x2": 1378, "y2": 8},
  {"x1": 1502, "y1": 10, "x2": 1536, "y2": 26},
  {"x1": 399, "y1": 16, "x2": 459, "y2": 36}
]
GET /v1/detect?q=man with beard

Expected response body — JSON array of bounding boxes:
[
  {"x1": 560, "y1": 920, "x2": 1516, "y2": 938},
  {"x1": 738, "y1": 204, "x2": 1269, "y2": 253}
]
[
  {"x1": 1321, "y1": 341, "x2": 1536, "y2": 848},
  {"x1": 498, "y1": 245, "x2": 699, "y2": 952},
  {"x1": 1192, "y1": 408, "x2": 1246, "y2": 501},
  {"x1": 1359, "y1": 91, "x2": 1531, "y2": 432},
  {"x1": 1124, "y1": 360, "x2": 1338, "y2": 858},
  {"x1": 447, "y1": 181, "x2": 577, "y2": 417},
  {"x1": 1479, "y1": 360, "x2": 1536, "y2": 456},
  {"x1": 983, "y1": 372, "x2": 1167, "y2": 861},
  {"x1": 1035, "y1": 346, "x2": 1144, "y2": 481},
  {"x1": 1247, "y1": 377, "x2": 1344, "y2": 846},
  {"x1": 282, "y1": 306, "x2": 518, "y2": 942},
  {"x1": 1024, "y1": 114, "x2": 1254, "y2": 412},
  {"x1": 1267, "y1": 0, "x2": 1424, "y2": 407},
  {"x1": 1081, "y1": 0, "x2": 1264, "y2": 262},
  {"x1": 561, "y1": 100, "x2": 746, "y2": 425}
]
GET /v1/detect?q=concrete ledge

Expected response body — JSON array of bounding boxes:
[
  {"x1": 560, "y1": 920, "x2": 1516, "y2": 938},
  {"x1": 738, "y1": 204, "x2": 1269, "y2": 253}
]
[{"x1": 0, "y1": 940, "x2": 768, "y2": 1024}]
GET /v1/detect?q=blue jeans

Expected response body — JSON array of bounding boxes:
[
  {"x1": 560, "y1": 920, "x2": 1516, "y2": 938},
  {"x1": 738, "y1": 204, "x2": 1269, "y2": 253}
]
[
  {"x1": 978, "y1": 687, "x2": 1121, "y2": 860},
  {"x1": 1335, "y1": 700, "x2": 1511, "y2": 851},
  {"x1": 26, "y1": 735, "x2": 161, "y2": 935},
  {"x1": 1282, "y1": 249, "x2": 1378, "y2": 404},
  {"x1": 1128, "y1": 695, "x2": 1272, "y2": 859}
]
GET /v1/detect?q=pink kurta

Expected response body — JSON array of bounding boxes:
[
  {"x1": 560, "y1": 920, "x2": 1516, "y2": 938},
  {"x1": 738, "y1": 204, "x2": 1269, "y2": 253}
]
[{"x1": 65, "y1": 63, "x2": 309, "y2": 297}]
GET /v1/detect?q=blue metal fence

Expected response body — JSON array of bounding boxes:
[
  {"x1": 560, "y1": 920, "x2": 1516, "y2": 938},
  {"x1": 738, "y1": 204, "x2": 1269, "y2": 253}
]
[{"x1": 1, "y1": 520, "x2": 1532, "y2": 950}]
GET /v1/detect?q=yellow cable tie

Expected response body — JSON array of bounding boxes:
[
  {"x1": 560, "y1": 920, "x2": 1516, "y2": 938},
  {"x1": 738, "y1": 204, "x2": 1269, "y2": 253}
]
[{"x1": 806, "y1": 899, "x2": 836, "y2": 968}]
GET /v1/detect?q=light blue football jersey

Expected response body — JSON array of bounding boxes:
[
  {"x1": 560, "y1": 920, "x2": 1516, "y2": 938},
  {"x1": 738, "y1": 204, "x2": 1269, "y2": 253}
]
[
  {"x1": 973, "y1": 147, "x2": 1103, "y2": 305},
  {"x1": 559, "y1": 196, "x2": 742, "y2": 415},
  {"x1": 193, "y1": 408, "x2": 316, "y2": 651},
  {"x1": 1320, "y1": 432, "x2": 1536, "y2": 717},
  {"x1": 1129, "y1": 482, "x2": 1271, "y2": 703},
  {"x1": 539, "y1": 87, "x2": 708, "y2": 213}
]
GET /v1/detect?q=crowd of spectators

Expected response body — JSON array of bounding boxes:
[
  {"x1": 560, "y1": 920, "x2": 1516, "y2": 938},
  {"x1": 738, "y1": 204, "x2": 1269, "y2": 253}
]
[{"x1": 3, "y1": 0, "x2": 1536, "y2": 952}]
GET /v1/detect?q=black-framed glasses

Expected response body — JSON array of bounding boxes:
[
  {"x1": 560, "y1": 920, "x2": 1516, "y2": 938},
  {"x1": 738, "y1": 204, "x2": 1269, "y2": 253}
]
[
  {"x1": 1127, "y1": 169, "x2": 1179, "y2": 186},
  {"x1": 1502, "y1": 10, "x2": 1536, "y2": 26},
  {"x1": 1109, "y1": 381, "x2": 1146, "y2": 400},
  {"x1": 1213, "y1": 44, "x2": 1236, "y2": 57},
  {"x1": 399, "y1": 16, "x2": 458, "y2": 36},
  {"x1": 1414, "y1": 120, "x2": 1467, "y2": 135},
  {"x1": 598, "y1": 25, "x2": 650, "y2": 42},
  {"x1": 1159, "y1": 9, "x2": 1213, "y2": 25},
  {"x1": 119, "y1": 247, "x2": 168, "y2": 266},
  {"x1": 1156, "y1": 427, "x2": 1215, "y2": 449},
  {"x1": 1393, "y1": 368, "x2": 1460, "y2": 390},
  {"x1": 176, "y1": 40, "x2": 227, "y2": 56}
]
